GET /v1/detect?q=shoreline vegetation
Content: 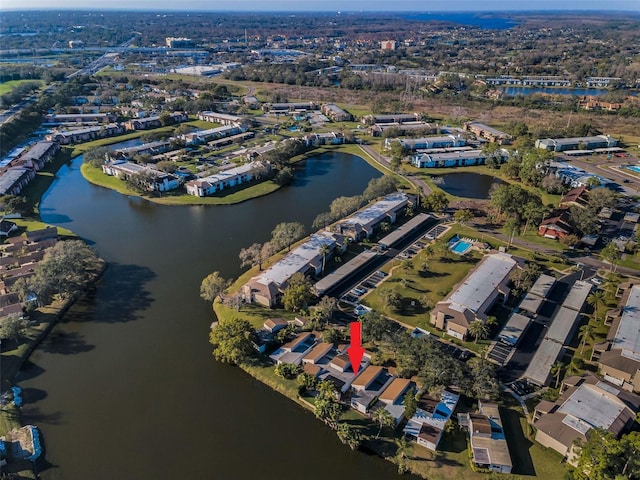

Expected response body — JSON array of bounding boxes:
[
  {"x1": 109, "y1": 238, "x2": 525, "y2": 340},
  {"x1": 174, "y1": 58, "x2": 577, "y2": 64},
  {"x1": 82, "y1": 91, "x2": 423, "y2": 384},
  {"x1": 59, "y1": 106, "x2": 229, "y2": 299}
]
[{"x1": 77, "y1": 139, "x2": 401, "y2": 206}]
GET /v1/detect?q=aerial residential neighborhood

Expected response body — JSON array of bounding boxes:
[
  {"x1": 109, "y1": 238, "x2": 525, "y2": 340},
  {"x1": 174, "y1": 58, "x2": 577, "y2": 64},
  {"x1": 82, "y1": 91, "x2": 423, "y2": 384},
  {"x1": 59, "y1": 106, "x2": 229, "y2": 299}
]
[{"x1": 0, "y1": 5, "x2": 639, "y2": 480}]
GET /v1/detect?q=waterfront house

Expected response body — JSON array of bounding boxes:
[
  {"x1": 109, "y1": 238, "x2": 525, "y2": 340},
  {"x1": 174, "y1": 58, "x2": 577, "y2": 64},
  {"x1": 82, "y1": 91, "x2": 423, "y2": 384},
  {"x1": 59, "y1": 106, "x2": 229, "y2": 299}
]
[
  {"x1": 185, "y1": 161, "x2": 269, "y2": 197},
  {"x1": 404, "y1": 390, "x2": 459, "y2": 451},
  {"x1": 242, "y1": 231, "x2": 342, "y2": 308},
  {"x1": 460, "y1": 402, "x2": 512, "y2": 473},
  {"x1": 303, "y1": 132, "x2": 345, "y2": 147},
  {"x1": 332, "y1": 192, "x2": 409, "y2": 240},
  {"x1": 376, "y1": 378, "x2": 414, "y2": 424},
  {"x1": 411, "y1": 149, "x2": 508, "y2": 168},
  {"x1": 101, "y1": 161, "x2": 180, "y2": 192},
  {"x1": 302, "y1": 342, "x2": 334, "y2": 365},
  {"x1": 350, "y1": 365, "x2": 394, "y2": 414},
  {"x1": 263, "y1": 318, "x2": 289, "y2": 334},
  {"x1": 0, "y1": 168, "x2": 36, "y2": 196},
  {"x1": 45, "y1": 124, "x2": 124, "y2": 144},
  {"x1": 13, "y1": 141, "x2": 60, "y2": 171},
  {"x1": 269, "y1": 332, "x2": 317, "y2": 365}
]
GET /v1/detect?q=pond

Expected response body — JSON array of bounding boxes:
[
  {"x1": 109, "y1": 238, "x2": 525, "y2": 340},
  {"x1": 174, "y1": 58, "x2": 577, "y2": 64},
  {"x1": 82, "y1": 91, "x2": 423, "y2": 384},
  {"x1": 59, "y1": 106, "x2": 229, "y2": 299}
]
[{"x1": 437, "y1": 172, "x2": 504, "y2": 199}]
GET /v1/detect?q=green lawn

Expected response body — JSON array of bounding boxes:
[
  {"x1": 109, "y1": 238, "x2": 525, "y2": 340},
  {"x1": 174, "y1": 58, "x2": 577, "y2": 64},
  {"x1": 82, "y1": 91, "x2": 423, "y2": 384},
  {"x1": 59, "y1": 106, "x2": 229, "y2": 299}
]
[
  {"x1": 0, "y1": 403, "x2": 21, "y2": 437},
  {"x1": 362, "y1": 248, "x2": 481, "y2": 332},
  {"x1": 214, "y1": 302, "x2": 299, "y2": 330},
  {"x1": 184, "y1": 119, "x2": 221, "y2": 130},
  {"x1": 0, "y1": 79, "x2": 43, "y2": 95},
  {"x1": 66, "y1": 126, "x2": 177, "y2": 157}
]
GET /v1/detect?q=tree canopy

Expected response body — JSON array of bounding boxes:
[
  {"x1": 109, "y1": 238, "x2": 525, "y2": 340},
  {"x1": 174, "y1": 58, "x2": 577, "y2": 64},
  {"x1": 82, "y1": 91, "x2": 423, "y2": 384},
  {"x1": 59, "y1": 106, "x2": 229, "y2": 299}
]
[
  {"x1": 18, "y1": 240, "x2": 100, "y2": 306},
  {"x1": 200, "y1": 271, "x2": 230, "y2": 302},
  {"x1": 271, "y1": 222, "x2": 305, "y2": 252},
  {"x1": 209, "y1": 319, "x2": 256, "y2": 365}
]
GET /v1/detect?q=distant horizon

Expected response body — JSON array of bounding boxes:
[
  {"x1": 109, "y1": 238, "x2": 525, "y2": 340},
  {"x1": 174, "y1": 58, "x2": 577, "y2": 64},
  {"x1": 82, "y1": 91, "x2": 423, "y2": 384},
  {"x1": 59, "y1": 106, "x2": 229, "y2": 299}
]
[{"x1": 1, "y1": 0, "x2": 638, "y2": 13}]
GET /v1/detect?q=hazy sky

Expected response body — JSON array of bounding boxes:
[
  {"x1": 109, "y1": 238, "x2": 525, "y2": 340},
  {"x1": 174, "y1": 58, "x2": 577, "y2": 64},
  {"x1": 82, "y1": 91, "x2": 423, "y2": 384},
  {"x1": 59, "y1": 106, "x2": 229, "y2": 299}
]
[{"x1": 1, "y1": 0, "x2": 638, "y2": 11}]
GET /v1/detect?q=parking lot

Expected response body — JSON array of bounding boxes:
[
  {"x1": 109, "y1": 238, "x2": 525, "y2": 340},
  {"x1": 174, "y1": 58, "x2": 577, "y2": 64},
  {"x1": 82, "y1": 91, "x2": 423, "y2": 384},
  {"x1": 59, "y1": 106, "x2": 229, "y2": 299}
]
[{"x1": 488, "y1": 342, "x2": 513, "y2": 365}]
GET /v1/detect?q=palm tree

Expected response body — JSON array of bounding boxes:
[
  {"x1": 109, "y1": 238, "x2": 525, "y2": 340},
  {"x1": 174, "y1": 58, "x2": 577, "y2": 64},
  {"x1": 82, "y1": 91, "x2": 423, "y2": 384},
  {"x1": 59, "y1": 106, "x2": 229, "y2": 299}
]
[
  {"x1": 578, "y1": 324, "x2": 594, "y2": 354},
  {"x1": 587, "y1": 290, "x2": 607, "y2": 321},
  {"x1": 550, "y1": 361, "x2": 564, "y2": 389},
  {"x1": 486, "y1": 315, "x2": 498, "y2": 332},
  {"x1": 395, "y1": 435, "x2": 408, "y2": 461},
  {"x1": 468, "y1": 319, "x2": 489, "y2": 344},
  {"x1": 373, "y1": 407, "x2": 395, "y2": 439},
  {"x1": 319, "y1": 243, "x2": 330, "y2": 273}
]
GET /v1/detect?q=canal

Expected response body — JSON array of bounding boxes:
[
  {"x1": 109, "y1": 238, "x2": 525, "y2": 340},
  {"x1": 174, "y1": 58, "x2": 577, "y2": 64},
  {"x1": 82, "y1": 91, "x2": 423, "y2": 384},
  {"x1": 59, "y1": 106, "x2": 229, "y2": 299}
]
[{"x1": 19, "y1": 151, "x2": 412, "y2": 479}]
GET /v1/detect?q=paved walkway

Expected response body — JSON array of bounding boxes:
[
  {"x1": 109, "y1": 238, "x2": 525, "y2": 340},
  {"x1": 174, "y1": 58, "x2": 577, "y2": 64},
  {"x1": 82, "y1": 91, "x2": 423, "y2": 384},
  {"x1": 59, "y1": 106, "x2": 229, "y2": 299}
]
[{"x1": 358, "y1": 144, "x2": 432, "y2": 197}]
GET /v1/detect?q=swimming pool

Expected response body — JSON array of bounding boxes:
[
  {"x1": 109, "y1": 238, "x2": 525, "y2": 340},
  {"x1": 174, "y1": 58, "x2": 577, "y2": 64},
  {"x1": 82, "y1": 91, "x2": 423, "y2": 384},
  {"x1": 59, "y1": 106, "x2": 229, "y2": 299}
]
[{"x1": 450, "y1": 240, "x2": 473, "y2": 255}]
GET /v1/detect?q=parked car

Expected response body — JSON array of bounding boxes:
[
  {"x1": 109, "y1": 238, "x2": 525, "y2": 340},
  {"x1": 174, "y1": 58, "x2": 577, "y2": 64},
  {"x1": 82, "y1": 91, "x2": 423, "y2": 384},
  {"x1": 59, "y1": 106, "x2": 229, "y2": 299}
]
[{"x1": 352, "y1": 287, "x2": 367, "y2": 296}]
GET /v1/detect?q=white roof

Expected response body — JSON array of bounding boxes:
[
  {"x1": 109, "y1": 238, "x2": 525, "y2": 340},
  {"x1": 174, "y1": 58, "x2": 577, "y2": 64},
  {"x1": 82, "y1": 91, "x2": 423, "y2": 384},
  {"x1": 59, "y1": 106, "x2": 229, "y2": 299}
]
[
  {"x1": 254, "y1": 231, "x2": 337, "y2": 288},
  {"x1": 558, "y1": 383, "x2": 625, "y2": 433},
  {"x1": 613, "y1": 285, "x2": 640, "y2": 361},
  {"x1": 338, "y1": 192, "x2": 408, "y2": 230},
  {"x1": 199, "y1": 111, "x2": 241, "y2": 122},
  {"x1": 416, "y1": 149, "x2": 484, "y2": 162},
  {"x1": 193, "y1": 161, "x2": 261, "y2": 185},
  {"x1": 545, "y1": 306, "x2": 581, "y2": 345},
  {"x1": 523, "y1": 338, "x2": 564, "y2": 386},
  {"x1": 446, "y1": 253, "x2": 516, "y2": 314},
  {"x1": 562, "y1": 280, "x2": 591, "y2": 311},
  {"x1": 186, "y1": 125, "x2": 239, "y2": 139},
  {"x1": 403, "y1": 390, "x2": 459, "y2": 438}
]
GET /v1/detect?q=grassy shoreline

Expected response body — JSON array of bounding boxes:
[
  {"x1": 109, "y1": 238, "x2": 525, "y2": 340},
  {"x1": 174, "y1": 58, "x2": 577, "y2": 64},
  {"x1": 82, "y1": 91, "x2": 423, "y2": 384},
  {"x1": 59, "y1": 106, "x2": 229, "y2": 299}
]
[{"x1": 78, "y1": 142, "x2": 399, "y2": 206}]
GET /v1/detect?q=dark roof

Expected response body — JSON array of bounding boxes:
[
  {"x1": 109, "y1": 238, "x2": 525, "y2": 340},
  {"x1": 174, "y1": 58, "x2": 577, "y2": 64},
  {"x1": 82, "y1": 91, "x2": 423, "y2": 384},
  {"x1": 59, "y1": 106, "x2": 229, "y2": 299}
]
[
  {"x1": 418, "y1": 423, "x2": 442, "y2": 443},
  {"x1": 469, "y1": 414, "x2": 492, "y2": 435},
  {"x1": 559, "y1": 186, "x2": 589, "y2": 207},
  {"x1": 599, "y1": 349, "x2": 640, "y2": 375},
  {"x1": 539, "y1": 210, "x2": 573, "y2": 234}
]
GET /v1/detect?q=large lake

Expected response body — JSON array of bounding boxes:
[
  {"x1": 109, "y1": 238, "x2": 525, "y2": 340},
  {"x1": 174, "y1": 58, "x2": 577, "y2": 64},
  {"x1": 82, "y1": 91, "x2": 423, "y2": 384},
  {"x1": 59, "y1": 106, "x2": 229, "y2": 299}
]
[{"x1": 19, "y1": 150, "x2": 415, "y2": 479}]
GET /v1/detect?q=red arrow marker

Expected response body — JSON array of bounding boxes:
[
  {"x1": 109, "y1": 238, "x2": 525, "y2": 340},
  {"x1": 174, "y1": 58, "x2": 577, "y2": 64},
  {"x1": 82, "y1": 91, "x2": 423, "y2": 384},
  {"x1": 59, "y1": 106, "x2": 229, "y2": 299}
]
[{"x1": 348, "y1": 321, "x2": 365, "y2": 374}]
